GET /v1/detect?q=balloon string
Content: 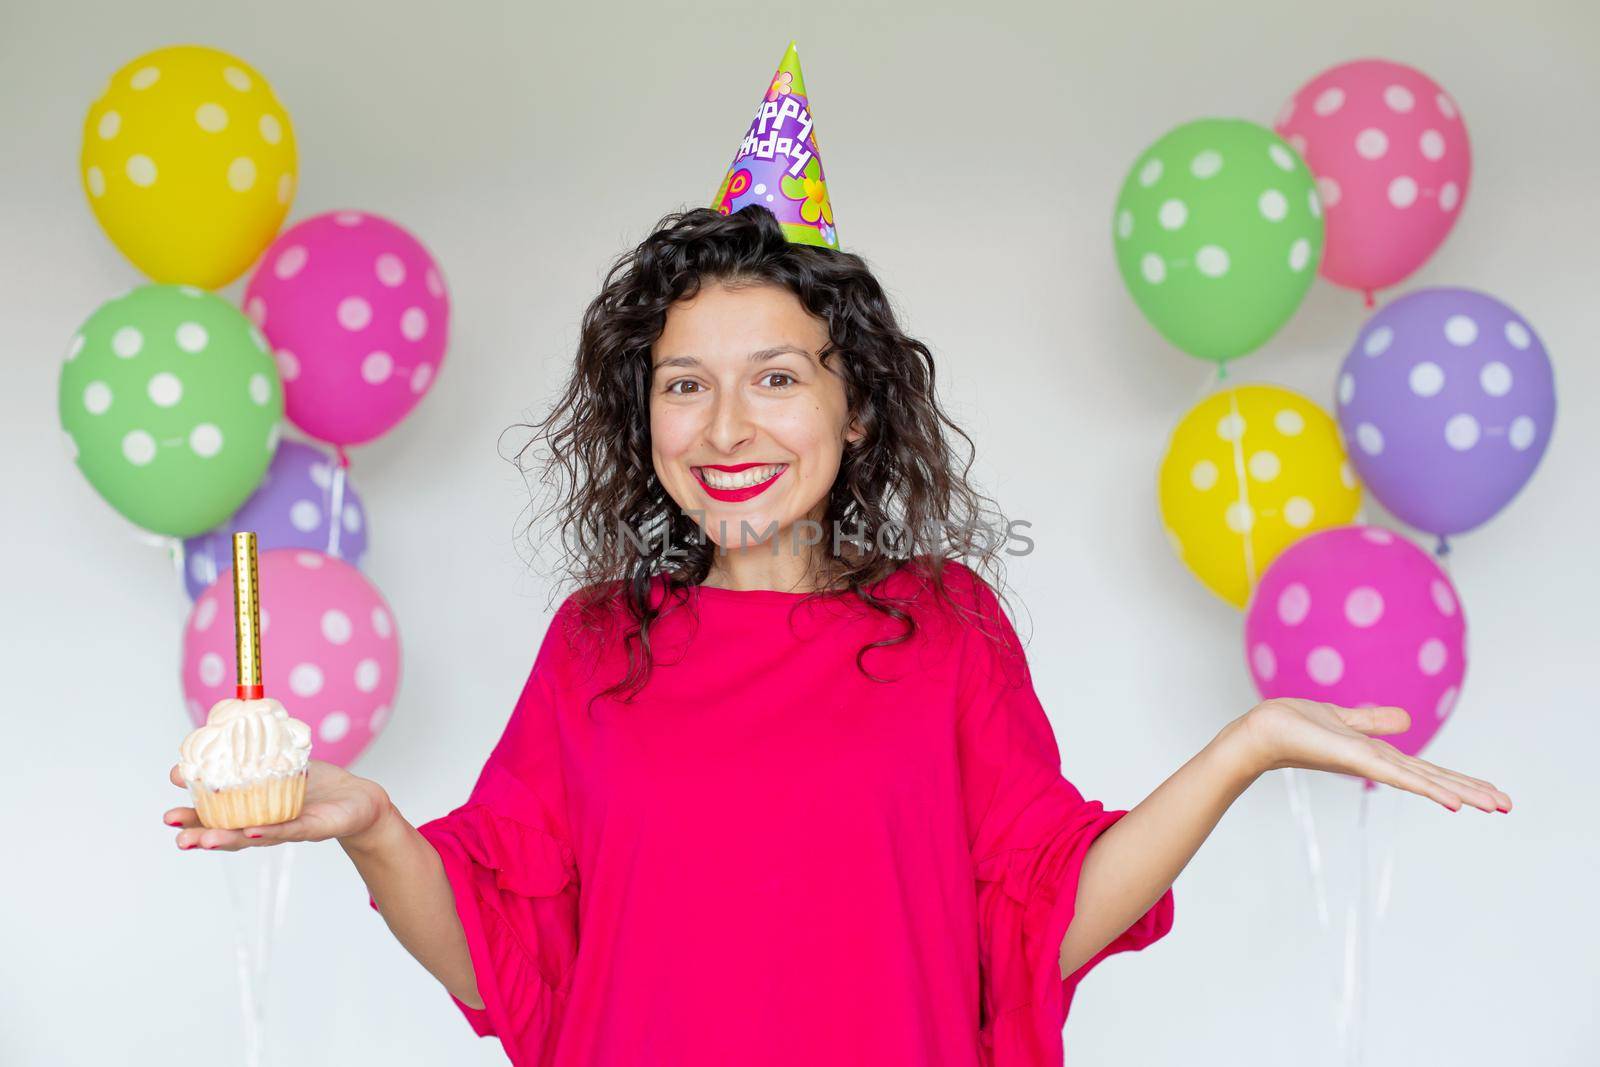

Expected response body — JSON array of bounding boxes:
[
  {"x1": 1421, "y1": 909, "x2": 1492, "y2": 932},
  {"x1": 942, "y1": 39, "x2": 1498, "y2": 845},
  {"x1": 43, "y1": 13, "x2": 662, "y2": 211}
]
[
  {"x1": 1226, "y1": 390, "x2": 1258, "y2": 590},
  {"x1": 222, "y1": 846, "x2": 296, "y2": 1067},
  {"x1": 1216, "y1": 359, "x2": 1230, "y2": 382},
  {"x1": 256, "y1": 848, "x2": 294, "y2": 996},
  {"x1": 1190, "y1": 361, "x2": 1222, "y2": 405},
  {"x1": 1373, "y1": 784, "x2": 1398, "y2": 924},
  {"x1": 1343, "y1": 781, "x2": 1373, "y2": 1067},
  {"x1": 223, "y1": 857, "x2": 267, "y2": 1067},
  {"x1": 1362, "y1": 289, "x2": 1376, "y2": 310},
  {"x1": 1283, "y1": 768, "x2": 1331, "y2": 930},
  {"x1": 169, "y1": 537, "x2": 186, "y2": 597},
  {"x1": 1434, "y1": 536, "x2": 1454, "y2": 576},
  {"x1": 326, "y1": 450, "x2": 349, "y2": 561}
]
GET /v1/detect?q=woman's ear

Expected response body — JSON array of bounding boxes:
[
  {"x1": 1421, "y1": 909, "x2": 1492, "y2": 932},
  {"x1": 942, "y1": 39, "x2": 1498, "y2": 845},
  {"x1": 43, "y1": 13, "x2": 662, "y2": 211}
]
[{"x1": 844, "y1": 415, "x2": 866, "y2": 448}]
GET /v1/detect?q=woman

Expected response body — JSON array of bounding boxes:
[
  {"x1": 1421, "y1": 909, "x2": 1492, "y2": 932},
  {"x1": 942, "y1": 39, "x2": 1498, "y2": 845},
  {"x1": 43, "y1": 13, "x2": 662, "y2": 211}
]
[{"x1": 163, "y1": 205, "x2": 1511, "y2": 1066}]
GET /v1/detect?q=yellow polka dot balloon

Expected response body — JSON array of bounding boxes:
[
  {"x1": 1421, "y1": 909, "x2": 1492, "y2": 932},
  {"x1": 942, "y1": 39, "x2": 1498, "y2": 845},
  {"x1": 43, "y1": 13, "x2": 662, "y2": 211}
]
[
  {"x1": 1159, "y1": 384, "x2": 1360, "y2": 608},
  {"x1": 81, "y1": 46, "x2": 296, "y2": 289}
]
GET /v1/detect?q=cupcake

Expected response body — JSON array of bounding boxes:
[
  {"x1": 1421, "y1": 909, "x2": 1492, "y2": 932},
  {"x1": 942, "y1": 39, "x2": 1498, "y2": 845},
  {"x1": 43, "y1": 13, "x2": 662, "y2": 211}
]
[{"x1": 180, "y1": 696, "x2": 312, "y2": 829}]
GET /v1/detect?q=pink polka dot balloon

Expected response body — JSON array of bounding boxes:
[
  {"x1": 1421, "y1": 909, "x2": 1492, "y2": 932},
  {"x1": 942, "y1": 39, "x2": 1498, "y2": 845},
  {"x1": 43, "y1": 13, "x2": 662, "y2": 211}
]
[
  {"x1": 1275, "y1": 59, "x2": 1470, "y2": 298},
  {"x1": 182, "y1": 548, "x2": 401, "y2": 768},
  {"x1": 1244, "y1": 525, "x2": 1466, "y2": 759},
  {"x1": 243, "y1": 211, "x2": 449, "y2": 446}
]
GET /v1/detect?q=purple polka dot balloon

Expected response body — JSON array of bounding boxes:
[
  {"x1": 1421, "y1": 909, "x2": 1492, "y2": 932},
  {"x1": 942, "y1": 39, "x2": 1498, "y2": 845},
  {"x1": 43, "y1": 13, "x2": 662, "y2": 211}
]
[
  {"x1": 1335, "y1": 287, "x2": 1555, "y2": 537},
  {"x1": 1245, "y1": 525, "x2": 1466, "y2": 759},
  {"x1": 180, "y1": 439, "x2": 370, "y2": 599}
]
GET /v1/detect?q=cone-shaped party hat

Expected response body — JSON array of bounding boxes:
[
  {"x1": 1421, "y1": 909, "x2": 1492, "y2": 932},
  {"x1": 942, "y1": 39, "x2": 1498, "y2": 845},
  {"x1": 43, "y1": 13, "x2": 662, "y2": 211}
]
[{"x1": 711, "y1": 41, "x2": 838, "y2": 249}]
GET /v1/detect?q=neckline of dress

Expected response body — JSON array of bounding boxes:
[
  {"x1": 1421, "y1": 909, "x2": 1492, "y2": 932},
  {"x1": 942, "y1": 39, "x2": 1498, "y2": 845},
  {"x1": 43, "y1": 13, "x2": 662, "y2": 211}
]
[
  {"x1": 656, "y1": 566, "x2": 912, "y2": 605},
  {"x1": 688, "y1": 581, "x2": 851, "y2": 603}
]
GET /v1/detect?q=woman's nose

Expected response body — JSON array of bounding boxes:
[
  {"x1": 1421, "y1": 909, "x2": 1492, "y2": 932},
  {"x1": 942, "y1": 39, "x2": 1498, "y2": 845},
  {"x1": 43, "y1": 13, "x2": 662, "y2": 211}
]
[{"x1": 705, "y1": 392, "x2": 757, "y2": 451}]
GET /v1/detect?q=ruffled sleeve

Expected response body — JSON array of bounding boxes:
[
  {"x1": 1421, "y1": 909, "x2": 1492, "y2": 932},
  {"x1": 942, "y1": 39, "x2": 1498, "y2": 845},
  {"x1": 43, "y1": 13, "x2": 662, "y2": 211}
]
[
  {"x1": 367, "y1": 605, "x2": 581, "y2": 1067},
  {"x1": 948, "y1": 564, "x2": 1175, "y2": 1066}
]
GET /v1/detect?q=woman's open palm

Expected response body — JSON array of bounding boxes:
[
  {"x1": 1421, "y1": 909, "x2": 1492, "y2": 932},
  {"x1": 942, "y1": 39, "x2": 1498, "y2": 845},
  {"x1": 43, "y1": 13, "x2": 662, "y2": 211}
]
[
  {"x1": 1243, "y1": 698, "x2": 1512, "y2": 813},
  {"x1": 164, "y1": 759, "x2": 390, "y2": 851}
]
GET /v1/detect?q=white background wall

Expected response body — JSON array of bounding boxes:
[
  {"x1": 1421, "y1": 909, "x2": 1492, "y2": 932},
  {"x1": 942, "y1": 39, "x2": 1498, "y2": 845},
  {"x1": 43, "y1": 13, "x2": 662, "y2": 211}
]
[{"x1": 3, "y1": 1, "x2": 1594, "y2": 1063}]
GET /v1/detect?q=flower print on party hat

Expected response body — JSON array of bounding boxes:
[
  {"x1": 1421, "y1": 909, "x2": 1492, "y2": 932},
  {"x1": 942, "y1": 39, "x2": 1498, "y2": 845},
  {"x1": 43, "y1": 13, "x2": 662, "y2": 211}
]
[{"x1": 711, "y1": 41, "x2": 839, "y2": 249}]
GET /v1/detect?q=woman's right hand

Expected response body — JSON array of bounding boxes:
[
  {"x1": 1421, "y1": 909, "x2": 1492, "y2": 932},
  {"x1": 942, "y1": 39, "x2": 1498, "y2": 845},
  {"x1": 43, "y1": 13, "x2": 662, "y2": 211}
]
[{"x1": 164, "y1": 759, "x2": 393, "y2": 851}]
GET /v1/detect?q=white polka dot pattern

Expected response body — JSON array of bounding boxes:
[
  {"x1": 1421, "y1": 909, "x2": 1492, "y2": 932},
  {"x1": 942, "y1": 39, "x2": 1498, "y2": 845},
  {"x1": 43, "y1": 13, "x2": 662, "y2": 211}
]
[
  {"x1": 1160, "y1": 385, "x2": 1360, "y2": 609},
  {"x1": 1114, "y1": 119, "x2": 1323, "y2": 363},
  {"x1": 57, "y1": 283, "x2": 282, "y2": 537},
  {"x1": 1335, "y1": 288, "x2": 1555, "y2": 536},
  {"x1": 1244, "y1": 525, "x2": 1467, "y2": 758},
  {"x1": 81, "y1": 46, "x2": 296, "y2": 291},
  {"x1": 1273, "y1": 59, "x2": 1470, "y2": 293},
  {"x1": 242, "y1": 211, "x2": 451, "y2": 445}
]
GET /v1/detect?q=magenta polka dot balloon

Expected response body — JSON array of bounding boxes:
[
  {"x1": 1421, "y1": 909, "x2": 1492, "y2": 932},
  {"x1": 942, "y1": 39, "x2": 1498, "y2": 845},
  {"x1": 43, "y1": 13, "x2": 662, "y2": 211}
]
[
  {"x1": 1244, "y1": 524, "x2": 1465, "y2": 758},
  {"x1": 243, "y1": 210, "x2": 449, "y2": 446},
  {"x1": 181, "y1": 548, "x2": 401, "y2": 768}
]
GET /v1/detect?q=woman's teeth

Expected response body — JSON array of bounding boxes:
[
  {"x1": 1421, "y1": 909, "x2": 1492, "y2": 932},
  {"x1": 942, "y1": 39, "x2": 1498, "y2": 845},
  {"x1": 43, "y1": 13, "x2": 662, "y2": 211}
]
[{"x1": 700, "y1": 464, "x2": 786, "y2": 489}]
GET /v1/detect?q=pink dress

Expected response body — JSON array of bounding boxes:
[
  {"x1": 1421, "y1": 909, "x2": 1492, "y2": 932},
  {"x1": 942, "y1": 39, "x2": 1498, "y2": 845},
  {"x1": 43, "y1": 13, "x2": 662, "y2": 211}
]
[{"x1": 368, "y1": 560, "x2": 1173, "y2": 1065}]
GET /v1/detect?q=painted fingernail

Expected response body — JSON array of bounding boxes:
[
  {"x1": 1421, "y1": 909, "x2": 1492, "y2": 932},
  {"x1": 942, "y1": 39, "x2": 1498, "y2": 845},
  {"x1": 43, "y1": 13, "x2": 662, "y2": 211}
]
[
  {"x1": 166, "y1": 819, "x2": 182, "y2": 826},
  {"x1": 246, "y1": 831, "x2": 262, "y2": 839}
]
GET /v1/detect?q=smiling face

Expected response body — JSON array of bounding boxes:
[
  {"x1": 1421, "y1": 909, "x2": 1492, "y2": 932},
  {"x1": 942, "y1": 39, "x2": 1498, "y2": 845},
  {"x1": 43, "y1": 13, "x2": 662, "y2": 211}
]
[{"x1": 650, "y1": 281, "x2": 863, "y2": 574}]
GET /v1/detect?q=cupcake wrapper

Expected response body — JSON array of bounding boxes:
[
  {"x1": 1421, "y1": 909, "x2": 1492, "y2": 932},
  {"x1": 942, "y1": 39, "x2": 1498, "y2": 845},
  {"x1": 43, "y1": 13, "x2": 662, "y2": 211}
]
[{"x1": 188, "y1": 770, "x2": 307, "y2": 830}]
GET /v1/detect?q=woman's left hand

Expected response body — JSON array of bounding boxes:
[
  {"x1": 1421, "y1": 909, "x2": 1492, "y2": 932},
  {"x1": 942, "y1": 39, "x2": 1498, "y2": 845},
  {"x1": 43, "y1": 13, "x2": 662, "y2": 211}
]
[{"x1": 1235, "y1": 699, "x2": 1512, "y2": 813}]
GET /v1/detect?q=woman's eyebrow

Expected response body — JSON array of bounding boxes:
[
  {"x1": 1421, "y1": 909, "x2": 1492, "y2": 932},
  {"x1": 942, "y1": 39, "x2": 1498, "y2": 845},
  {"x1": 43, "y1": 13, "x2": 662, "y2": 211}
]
[{"x1": 653, "y1": 345, "x2": 815, "y2": 372}]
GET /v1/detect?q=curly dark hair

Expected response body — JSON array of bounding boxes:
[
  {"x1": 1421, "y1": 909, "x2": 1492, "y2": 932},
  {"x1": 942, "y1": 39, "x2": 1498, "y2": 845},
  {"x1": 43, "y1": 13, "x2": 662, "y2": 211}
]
[{"x1": 503, "y1": 204, "x2": 1019, "y2": 707}]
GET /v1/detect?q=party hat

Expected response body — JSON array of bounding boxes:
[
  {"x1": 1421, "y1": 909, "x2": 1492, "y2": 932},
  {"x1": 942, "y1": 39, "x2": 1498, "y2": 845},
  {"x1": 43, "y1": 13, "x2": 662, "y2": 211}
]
[{"x1": 711, "y1": 41, "x2": 839, "y2": 249}]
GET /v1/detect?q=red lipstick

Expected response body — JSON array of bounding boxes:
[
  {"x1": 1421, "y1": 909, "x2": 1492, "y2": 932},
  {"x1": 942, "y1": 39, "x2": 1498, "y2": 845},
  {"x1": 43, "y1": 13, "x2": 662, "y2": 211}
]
[{"x1": 694, "y1": 463, "x2": 787, "y2": 502}]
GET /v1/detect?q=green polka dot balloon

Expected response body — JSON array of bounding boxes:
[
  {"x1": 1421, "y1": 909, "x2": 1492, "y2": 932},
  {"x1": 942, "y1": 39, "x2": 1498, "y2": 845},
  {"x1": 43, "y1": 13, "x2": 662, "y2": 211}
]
[
  {"x1": 58, "y1": 284, "x2": 283, "y2": 538},
  {"x1": 1113, "y1": 119, "x2": 1325, "y2": 365}
]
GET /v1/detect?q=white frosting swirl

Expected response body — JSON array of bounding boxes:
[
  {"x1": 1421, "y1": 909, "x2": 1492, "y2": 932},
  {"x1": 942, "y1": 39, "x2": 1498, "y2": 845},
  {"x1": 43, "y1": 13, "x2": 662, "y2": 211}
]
[{"x1": 179, "y1": 697, "x2": 312, "y2": 790}]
